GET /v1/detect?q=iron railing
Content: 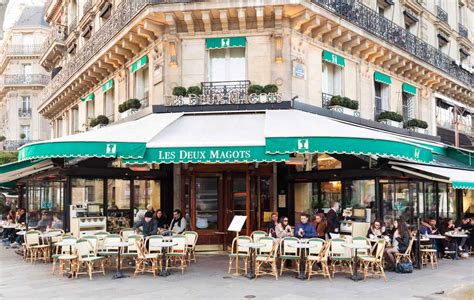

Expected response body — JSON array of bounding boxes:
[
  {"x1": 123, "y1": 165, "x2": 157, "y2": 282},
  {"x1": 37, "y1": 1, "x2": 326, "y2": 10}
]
[
  {"x1": 3, "y1": 140, "x2": 38, "y2": 151},
  {"x1": 41, "y1": 24, "x2": 68, "y2": 54},
  {"x1": 18, "y1": 108, "x2": 32, "y2": 118},
  {"x1": 201, "y1": 80, "x2": 250, "y2": 104},
  {"x1": 436, "y1": 5, "x2": 448, "y2": 23},
  {"x1": 4, "y1": 44, "x2": 43, "y2": 56},
  {"x1": 458, "y1": 23, "x2": 468, "y2": 39},
  {"x1": 3, "y1": 74, "x2": 49, "y2": 86},
  {"x1": 321, "y1": 92, "x2": 333, "y2": 108},
  {"x1": 310, "y1": 0, "x2": 472, "y2": 87}
]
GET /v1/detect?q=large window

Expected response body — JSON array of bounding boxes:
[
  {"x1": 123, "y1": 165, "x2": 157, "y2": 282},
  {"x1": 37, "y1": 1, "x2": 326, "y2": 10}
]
[
  {"x1": 107, "y1": 179, "x2": 131, "y2": 233},
  {"x1": 134, "y1": 66, "x2": 149, "y2": 101},
  {"x1": 374, "y1": 81, "x2": 389, "y2": 116},
  {"x1": 86, "y1": 100, "x2": 94, "y2": 122},
  {"x1": 322, "y1": 61, "x2": 342, "y2": 98},
  {"x1": 71, "y1": 107, "x2": 79, "y2": 133},
  {"x1": 20, "y1": 125, "x2": 30, "y2": 140},
  {"x1": 104, "y1": 88, "x2": 114, "y2": 121},
  {"x1": 195, "y1": 177, "x2": 219, "y2": 230},
  {"x1": 209, "y1": 47, "x2": 246, "y2": 81},
  {"x1": 21, "y1": 96, "x2": 31, "y2": 112},
  {"x1": 71, "y1": 178, "x2": 104, "y2": 209},
  {"x1": 133, "y1": 180, "x2": 160, "y2": 212},
  {"x1": 345, "y1": 180, "x2": 376, "y2": 210},
  {"x1": 27, "y1": 181, "x2": 65, "y2": 230},
  {"x1": 463, "y1": 190, "x2": 474, "y2": 215},
  {"x1": 402, "y1": 92, "x2": 416, "y2": 123}
]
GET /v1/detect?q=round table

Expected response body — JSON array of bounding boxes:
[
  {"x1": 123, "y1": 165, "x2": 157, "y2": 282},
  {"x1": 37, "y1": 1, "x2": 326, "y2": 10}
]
[
  {"x1": 288, "y1": 241, "x2": 318, "y2": 280},
  {"x1": 56, "y1": 239, "x2": 77, "y2": 255},
  {"x1": 16, "y1": 231, "x2": 26, "y2": 236},
  {"x1": 342, "y1": 243, "x2": 371, "y2": 281},
  {"x1": 1, "y1": 224, "x2": 19, "y2": 229},
  {"x1": 240, "y1": 242, "x2": 265, "y2": 280},
  {"x1": 444, "y1": 232, "x2": 469, "y2": 260},
  {"x1": 41, "y1": 231, "x2": 63, "y2": 260},
  {"x1": 104, "y1": 241, "x2": 130, "y2": 279},
  {"x1": 153, "y1": 241, "x2": 178, "y2": 277}
]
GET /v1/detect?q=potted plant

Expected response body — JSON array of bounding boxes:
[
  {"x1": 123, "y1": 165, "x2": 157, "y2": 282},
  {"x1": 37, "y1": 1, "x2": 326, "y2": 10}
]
[
  {"x1": 377, "y1": 111, "x2": 404, "y2": 128},
  {"x1": 328, "y1": 95, "x2": 360, "y2": 117},
  {"x1": 90, "y1": 115, "x2": 109, "y2": 129},
  {"x1": 19, "y1": 133, "x2": 26, "y2": 140},
  {"x1": 407, "y1": 118, "x2": 428, "y2": 134},
  {"x1": 263, "y1": 84, "x2": 279, "y2": 103},
  {"x1": 0, "y1": 136, "x2": 5, "y2": 142},
  {"x1": 119, "y1": 99, "x2": 142, "y2": 118},
  {"x1": 187, "y1": 86, "x2": 202, "y2": 105},
  {"x1": 248, "y1": 84, "x2": 264, "y2": 103}
]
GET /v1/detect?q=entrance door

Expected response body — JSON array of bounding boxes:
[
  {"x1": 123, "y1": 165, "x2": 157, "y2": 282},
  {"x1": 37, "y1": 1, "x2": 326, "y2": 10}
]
[{"x1": 224, "y1": 174, "x2": 248, "y2": 232}]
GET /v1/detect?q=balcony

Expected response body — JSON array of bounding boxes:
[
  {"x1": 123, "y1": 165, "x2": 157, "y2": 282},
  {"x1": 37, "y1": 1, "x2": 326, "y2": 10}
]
[
  {"x1": 2, "y1": 74, "x2": 50, "y2": 86},
  {"x1": 436, "y1": 6, "x2": 448, "y2": 23},
  {"x1": 40, "y1": 24, "x2": 68, "y2": 69},
  {"x1": 4, "y1": 44, "x2": 43, "y2": 56},
  {"x1": 458, "y1": 24, "x2": 468, "y2": 39},
  {"x1": 310, "y1": 0, "x2": 472, "y2": 87},
  {"x1": 18, "y1": 108, "x2": 32, "y2": 118},
  {"x1": 322, "y1": 92, "x2": 333, "y2": 109}
]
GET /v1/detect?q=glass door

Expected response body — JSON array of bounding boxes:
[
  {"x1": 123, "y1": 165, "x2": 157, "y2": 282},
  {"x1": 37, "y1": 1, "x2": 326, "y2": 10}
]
[
  {"x1": 225, "y1": 175, "x2": 247, "y2": 234},
  {"x1": 195, "y1": 177, "x2": 219, "y2": 230}
]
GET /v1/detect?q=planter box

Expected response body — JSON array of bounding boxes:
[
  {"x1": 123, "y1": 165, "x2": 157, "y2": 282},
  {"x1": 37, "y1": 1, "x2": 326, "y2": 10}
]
[
  {"x1": 91, "y1": 124, "x2": 107, "y2": 130},
  {"x1": 378, "y1": 119, "x2": 403, "y2": 128},
  {"x1": 119, "y1": 108, "x2": 139, "y2": 119},
  {"x1": 329, "y1": 105, "x2": 360, "y2": 117},
  {"x1": 408, "y1": 127, "x2": 428, "y2": 135}
]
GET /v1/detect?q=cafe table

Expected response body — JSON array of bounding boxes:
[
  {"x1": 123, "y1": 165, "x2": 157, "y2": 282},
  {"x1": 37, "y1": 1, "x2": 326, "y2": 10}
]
[
  {"x1": 444, "y1": 232, "x2": 469, "y2": 260},
  {"x1": 342, "y1": 242, "x2": 371, "y2": 281},
  {"x1": 239, "y1": 242, "x2": 265, "y2": 280},
  {"x1": 153, "y1": 241, "x2": 178, "y2": 277},
  {"x1": 104, "y1": 241, "x2": 130, "y2": 279},
  {"x1": 288, "y1": 239, "x2": 318, "y2": 280},
  {"x1": 41, "y1": 231, "x2": 63, "y2": 260}
]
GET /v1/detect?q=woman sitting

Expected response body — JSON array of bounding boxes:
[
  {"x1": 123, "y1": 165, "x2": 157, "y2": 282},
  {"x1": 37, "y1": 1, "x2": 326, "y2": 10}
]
[
  {"x1": 384, "y1": 218, "x2": 410, "y2": 271},
  {"x1": 313, "y1": 213, "x2": 327, "y2": 239},
  {"x1": 366, "y1": 219, "x2": 387, "y2": 239},
  {"x1": 275, "y1": 216, "x2": 293, "y2": 238}
]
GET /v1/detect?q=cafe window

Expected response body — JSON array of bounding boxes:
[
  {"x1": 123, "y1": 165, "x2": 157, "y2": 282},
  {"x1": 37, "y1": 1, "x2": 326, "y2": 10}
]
[
  {"x1": 322, "y1": 61, "x2": 342, "y2": 98},
  {"x1": 463, "y1": 190, "x2": 474, "y2": 215},
  {"x1": 447, "y1": 185, "x2": 456, "y2": 218},
  {"x1": 209, "y1": 47, "x2": 246, "y2": 82},
  {"x1": 438, "y1": 183, "x2": 448, "y2": 218},
  {"x1": 195, "y1": 177, "x2": 219, "y2": 230},
  {"x1": 71, "y1": 178, "x2": 104, "y2": 209},
  {"x1": 133, "y1": 180, "x2": 160, "y2": 211},
  {"x1": 424, "y1": 182, "x2": 437, "y2": 219},
  {"x1": 107, "y1": 179, "x2": 132, "y2": 233},
  {"x1": 27, "y1": 181, "x2": 65, "y2": 230},
  {"x1": 345, "y1": 180, "x2": 376, "y2": 210},
  {"x1": 321, "y1": 181, "x2": 342, "y2": 212}
]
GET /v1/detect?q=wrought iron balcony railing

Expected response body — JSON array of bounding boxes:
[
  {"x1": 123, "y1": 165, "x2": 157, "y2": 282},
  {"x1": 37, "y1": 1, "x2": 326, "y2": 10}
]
[
  {"x1": 3, "y1": 140, "x2": 38, "y2": 151},
  {"x1": 3, "y1": 44, "x2": 43, "y2": 56},
  {"x1": 436, "y1": 5, "x2": 448, "y2": 23},
  {"x1": 18, "y1": 108, "x2": 32, "y2": 118},
  {"x1": 42, "y1": 24, "x2": 68, "y2": 54},
  {"x1": 458, "y1": 23, "x2": 468, "y2": 39},
  {"x1": 310, "y1": 0, "x2": 472, "y2": 87},
  {"x1": 201, "y1": 80, "x2": 250, "y2": 104},
  {"x1": 3, "y1": 74, "x2": 50, "y2": 86},
  {"x1": 322, "y1": 92, "x2": 333, "y2": 108}
]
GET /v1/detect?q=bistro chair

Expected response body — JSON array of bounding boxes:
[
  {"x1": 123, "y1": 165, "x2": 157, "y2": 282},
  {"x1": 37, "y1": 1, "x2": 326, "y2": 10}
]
[
  {"x1": 120, "y1": 228, "x2": 135, "y2": 242},
  {"x1": 82, "y1": 236, "x2": 99, "y2": 253},
  {"x1": 166, "y1": 235, "x2": 187, "y2": 274},
  {"x1": 360, "y1": 240, "x2": 387, "y2": 281},
  {"x1": 122, "y1": 235, "x2": 142, "y2": 267},
  {"x1": 228, "y1": 236, "x2": 252, "y2": 274},
  {"x1": 134, "y1": 238, "x2": 159, "y2": 277},
  {"x1": 279, "y1": 237, "x2": 300, "y2": 276},
  {"x1": 94, "y1": 231, "x2": 110, "y2": 252},
  {"x1": 98, "y1": 234, "x2": 122, "y2": 267},
  {"x1": 183, "y1": 231, "x2": 199, "y2": 264},
  {"x1": 255, "y1": 237, "x2": 278, "y2": 280},
  {"x1": 394, "y1": 238, "x2": 414, "y2": 265},
  {"x1": 330, "y1": 238, "x2": 352, "y2": 278},
  {"x1": 307, "y1": 240, "x2": 331, "y2": 281},
  {"x1": 47, "y1": 229, "x2": 65, "y2": 245},
  {"x1": 352, "y1": 236, "x2": 371, "y2": 256},
  {"x1": 25, "y1": 230, "x2": 49, "y2": 264},
  {"x1": 52, "y1": 236, "x2": 77, "y2": 275},
  {"x1": 75, "y1": 239, "x2": 105, "y2": 280},
  {"x1": 421, "y1": 246, "x2": 438, "y2": 269},
  {"x1": 147, "y1": 235, "x2": 164, "y2": 271},
  {"x1": 251, "y1": 230, "x2": 267, "y2": 243}
]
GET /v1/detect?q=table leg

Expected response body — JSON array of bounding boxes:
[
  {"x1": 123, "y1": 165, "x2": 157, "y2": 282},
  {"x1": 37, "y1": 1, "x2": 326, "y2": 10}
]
[
  {"x1": 245, "y1": 249, "x2": 256, "y2": 280},
  {"x1": 453, "y1": 239, "x2": 459, "y2": 260},
  {"x1": 112, "y1": 248, "x2": 128, "y2": 279},
  {"x1": 349, "y1": 252, "x2": 363, "y2": 281},
  {"x1": 159, "y1": 248, "x2": 171, "y2": 277}
]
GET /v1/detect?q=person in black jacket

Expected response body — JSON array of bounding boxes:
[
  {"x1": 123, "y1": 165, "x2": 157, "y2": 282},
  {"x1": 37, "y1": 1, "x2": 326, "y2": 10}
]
[
  {"x1": 154, "y1": 209, "x2": 167, "y2": 232},
  {"x1": 326, "y1": 201, "x2": 342, "y2": 238},
  {"x1": 384, "y1": 218, "x2": 410, "y2": 270},
  {"x1": 133, "y1": 211, "x2": 158, "y2": 237}
]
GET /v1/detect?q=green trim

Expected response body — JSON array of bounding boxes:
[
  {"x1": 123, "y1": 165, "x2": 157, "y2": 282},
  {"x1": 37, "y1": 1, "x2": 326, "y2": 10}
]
[
  {"x1": 447, "y1": 148, "x2": 474, "y2": 168},
  {"x1": 81, "y1": 93, "x2": 94, "y2": 102},
  {"x1": 102, "y1": 79, "x2": 113, "y2": 93},
  {"x1": 265, "y1": 137, "x2": 432, "y2": 163},
  {"x1": 18, "y1": 142, "x2": 146, "y2": 161},
  {"x1": 322, "y1": 50, "x2": 345, "y2": 67},
  {"x1": 124, "y1": 146, "x2": 288, "y2": 164},
  {"x1": 131, "y1": 55, "x2": 147, "y2": 73},
  {"x1": 402, "y1": 83, "x2": 417, "y2": 95},
  {"x1": 452, "y1": 181, "x2": 474, "y2": 189},
  {"x1": 0, "y1": 159, "x2": 49, "y2": 185},
  {"x1": 205, "y1": 37, "x2": 246, "y2": 49},
  {"x1": 374, "y1": 71, "x2": 392, "y2": 85}
]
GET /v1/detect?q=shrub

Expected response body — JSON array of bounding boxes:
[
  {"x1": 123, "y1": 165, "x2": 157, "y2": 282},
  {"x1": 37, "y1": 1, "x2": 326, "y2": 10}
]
[
  {"x1": 377, "y1": 111, "x2": 403, "y2": 123},
  {"x1": 342, "y1": 97, "x2": 352, "y2": 108},
  {"x1": 118, "y1": 103, "x2": 126, "y2": 113},
  {"x1": 0, "y1": 136, "x2": 5, "y2": 142},
  {"x1": 248, "y1": 84, "x2": 264, "y2": 95},
  {"x1": 19, "y1": 133, "x2": 26, "y2": 140},
  {"x1": 187, "y1": 86, "x2": 202, "y2": 96},
  {"x1": 330, "y1": 95, "x2": 343, "y2": 106},
  {"x1": 263, "y1": 84, "x2": 279, "y2": 94},
  {"x1": 173, "y1": 86, "x2": 187, "y2": 97},
  {"x1": 90, "y1": 115, "x2": 110, "y2": 127},
  {"x1": 407, "y1": 118, "x2": 428, "y2": 129},
  {"x1": 127, "y1": 98, "x2": 141, "y2": 110},
  {"x1": 350, "y1": 100, "x2": 359, "y2": 110}
]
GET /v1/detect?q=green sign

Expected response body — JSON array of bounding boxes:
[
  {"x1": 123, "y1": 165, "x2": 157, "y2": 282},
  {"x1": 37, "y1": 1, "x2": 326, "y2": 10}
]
[
  {"x1": 102, "y1": 79, "x2": 113, "y2": 93},
  {"x1": 402, "y1": 83, "x2": 417, "y2": 95},
  {"x1": 322, "y1": 50, "x2": 345, "y2": 67},
  {"x1": 205, "y1": 37, "x2": 246, "y2": 49},
  {"x1": 374, "y1": 71, "x2": 392, "y2": 85},
  {"x1": 81, "y1": 93, "x2": 94, "y2": 102},
  {"x1": 131, "y1": 55, "x2": 147, "y2": 73}
]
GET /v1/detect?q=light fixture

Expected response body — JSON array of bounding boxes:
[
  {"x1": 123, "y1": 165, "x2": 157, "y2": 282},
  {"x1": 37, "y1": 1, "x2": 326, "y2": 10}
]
[{"x1": 274, "y1": 34, "x2": 283, "y2": 63}]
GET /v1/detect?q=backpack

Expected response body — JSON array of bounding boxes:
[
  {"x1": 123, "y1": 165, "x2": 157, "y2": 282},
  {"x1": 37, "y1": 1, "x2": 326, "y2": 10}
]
[{"x1": 395, "y1": 262, "x2": 413, "y2": 273}]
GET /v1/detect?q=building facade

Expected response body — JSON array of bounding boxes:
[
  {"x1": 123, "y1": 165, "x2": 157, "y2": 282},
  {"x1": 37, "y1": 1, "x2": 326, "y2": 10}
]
[
  {"x1": 2, "y1": 0, "x2": 471, "y2": 246},
  {"x1": 0, "y1": 6, "x2": 50, "y2": 151}
]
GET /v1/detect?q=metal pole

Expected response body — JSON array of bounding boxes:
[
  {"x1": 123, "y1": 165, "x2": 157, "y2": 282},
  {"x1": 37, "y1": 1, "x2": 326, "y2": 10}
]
[{"x1": 415, "y1": 217, "x2": 421, "y2": 269}]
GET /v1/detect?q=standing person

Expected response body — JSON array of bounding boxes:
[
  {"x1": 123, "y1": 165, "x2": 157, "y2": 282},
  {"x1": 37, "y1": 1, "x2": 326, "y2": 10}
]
[
  {"x1": 133, "y1": 211, "x2": 158, "y2": 237},
  {"x1": 313, "y1": 213, "x2": 327, "y2": 239},
  {"x1": 326, "y1": 201, "x2": 342, "y2": 238},
  {"x1": 170, "y1": 209, "x2": 187, "y2": 234},
  {"x1": 154, "y1": 209, "x2": 167, "y2": 233},
  {"x1": 275, "y1": 216, "x2": 293, "y2": 238},
  {"x1": 267, "y1": 212, "x2": 279, "y2": 237},
  {"x1": 384, "y1": 217, "x2": 410, "y2": 271},
  {"x1": 294, "y1": 213, "x2": 317, "y2": 239}
]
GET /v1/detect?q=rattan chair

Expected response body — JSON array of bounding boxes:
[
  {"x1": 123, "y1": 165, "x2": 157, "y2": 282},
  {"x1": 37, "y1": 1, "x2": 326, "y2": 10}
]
[
  {"x1": 166, "y1": 235, "x2": 187, "y2": 274},
  {"x1": 421, "y1": 246, "x2": 438, "y2": 269},
  {"x1": 183, "y1": 231, "x2": 198, "y2": 264},
  {"x1": 251, "y1": 230, "x2": 267, "y2": 243},
  {"x1": 360, "y1": 240, "x2": 387, "y2": 281},
  {"x1": 25, "y1": 230, "x2": 49, "y2": 264},
  {"x1": 134, "y1": 238, "x2": 159, "y2": 277},
  {"x1": 394, "y1": 238, "x2": 414, "y2": 265},
  {"x1": 120, "y1": 228, "x2": 135, "y2": 242},
  {"x1": 228, "y1": 236, "x2": 252, "y2": 274},
  {"x1": 307, "y1": 240, "x2": 331, "y2": 281},
  {"x1": 52, "y1": 236, "x2": 77, "y2": 275},
  {"x1": 74, "y1": 239, "x2": 105, "y2": 280},
  {"x1": 330, "y1": 238, "x2": 352, "y2": 278},
  {"x1": 255, "y1": 237, "x2": 278, "y2": 280},
  {"x1": 279, "y1": 237, "x2": 300, "y2": 276}
]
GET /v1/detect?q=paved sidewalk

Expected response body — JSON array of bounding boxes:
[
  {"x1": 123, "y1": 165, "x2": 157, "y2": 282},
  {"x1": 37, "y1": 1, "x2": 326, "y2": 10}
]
[{"x1": 0, "y1": 246, "x2": 473, "y2": 300}]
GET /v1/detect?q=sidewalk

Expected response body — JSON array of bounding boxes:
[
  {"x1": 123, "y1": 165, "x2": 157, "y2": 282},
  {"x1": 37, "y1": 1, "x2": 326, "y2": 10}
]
[{"x1": 0, "y1": 246, "x2": 473, "y2": 300}]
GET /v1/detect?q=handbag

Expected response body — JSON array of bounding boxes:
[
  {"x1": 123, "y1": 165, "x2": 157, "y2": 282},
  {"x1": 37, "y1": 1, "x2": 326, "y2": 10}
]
[{"x1": 395, "y1": 261, "x2": 413, "y2": 273}]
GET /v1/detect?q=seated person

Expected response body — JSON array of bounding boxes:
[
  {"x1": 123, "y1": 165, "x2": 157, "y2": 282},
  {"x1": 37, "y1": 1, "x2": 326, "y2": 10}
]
[
  {"x1": 275, "y1": 216, "x2": 293, "y2": 238},
  {"x1": 169, "y1": 209, "x2": 187, "y2": 234},
  {"x1": 267, "y1": 212, "x2": 279, "y2": 237},
  {"x1": 133, "y1": 211, "x2": 158, "y2": 237},
  {"x1": 36, "y1": 211, "x2": 51, "y2": 232},
  {"x1": 439, "y1": 218, "x2": 456, "y2": 258},
  {"x1": 313, "y1": 213, "x2": 327, "y2": 239},
  {"x1": 294, "y1": 213, "x2": 316, "y2": 239},
  {"x1": 384, "y1": 218, "x2": 410, "y2": 271},
  {"x1": 367, "y1": 219, "x2": 387, "y2": 239},
  {"x1": 49, "y1": 213, "x2": 63, "y2": 230},
  {"x1": 456, "y1": 216, "x2": 472, "y2": 253},
  {"x1": 154, "y1": 209, "x2": 167, "y2": 233},
  {"x1": 420, "y1": 217, "x2": 439, "y2": 251}
]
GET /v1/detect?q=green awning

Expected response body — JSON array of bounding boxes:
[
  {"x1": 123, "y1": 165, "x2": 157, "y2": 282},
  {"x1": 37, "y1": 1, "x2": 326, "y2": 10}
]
[
  {"x1": 0, "y1": 159, "x2": 53, "y2": 184},
  {"x1": 265, "y1": 110, "x2": 433, "y2": 163},
  {"x1": 102, "y1": 79, "x2": 113, "y2": 93},
  {"x1": 322, "y1": 50, "x2": 345, "y2": 67},
  {"x1": 81, "y1": 93, "x2": 94, "y2": 102},
  {"x1": 402, "y1": 83, "x2": 416, "y2": 95},
  {"x1": 206, "y1": 37, "x2": 246, "y2": 49},
  {"x1": 453, "y1": 181, "x2": 474, "y2": 189},
  {"x1": 374, "y1": 71, "x2": 392, "y2": 85},
  {"x1": 131, "y1": 55, "x2": 147, "y2": 73}
]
